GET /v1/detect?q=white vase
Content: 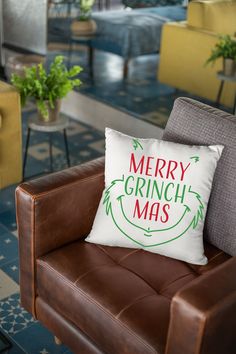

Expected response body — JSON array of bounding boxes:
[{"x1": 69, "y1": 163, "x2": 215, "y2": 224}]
[{"x1": 38, "y1": 100, "x2": 61, "y2": 123}]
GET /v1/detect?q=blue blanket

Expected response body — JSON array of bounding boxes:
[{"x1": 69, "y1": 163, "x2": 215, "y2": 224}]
[{"x1": 92, "y1": 6, "x2": 186, "y2": 58}]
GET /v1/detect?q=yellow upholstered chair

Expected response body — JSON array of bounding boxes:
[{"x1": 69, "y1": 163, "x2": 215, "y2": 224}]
[
  {"x1": 158, "y1": 0, "x2": 236, "y2": 108},
  {"x1": 0, "y1": 81, "x2": 22, "y2": 189}
]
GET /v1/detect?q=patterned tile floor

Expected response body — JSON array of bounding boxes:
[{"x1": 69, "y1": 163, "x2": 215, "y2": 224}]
[
  {"x1": 0, "y1": 104, "x2": 105, "y2": 353},
  {"x1": 47, "y1": 48, "x2": 181, "y2": 129}
]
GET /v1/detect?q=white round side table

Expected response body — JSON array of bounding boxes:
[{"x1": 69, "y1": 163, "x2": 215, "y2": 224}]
[{"x1": 23, "y1": 114, "x2": 70, "y2": 180}]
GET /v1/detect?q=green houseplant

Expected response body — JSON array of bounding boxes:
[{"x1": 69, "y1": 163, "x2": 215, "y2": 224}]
[
  {"x1": 75, "y1": 0, "x2": 95, "y2": 20},
  {"x1": 206, "y1": 35, "x2": 236, "y2": 76},
  {"x1": 71, "y1": 0, "x2": 96, "y2": 36},
  {"x1": 11, "y1": 55, "x2": 82, "y2": 122}
]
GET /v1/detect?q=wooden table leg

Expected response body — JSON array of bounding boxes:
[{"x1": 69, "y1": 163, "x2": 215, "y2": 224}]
[
  {"x1": 88, "y1": 45, "x2": 94, "y2": 80},
  {"x1": 67, "y1": 38, "x2": 73, "y2": 70},
  {"x1": 98, "y1": 0, "x2": 103, "y2": 11},
  {"x1": 123, "y1": 59, "x2": 129, "y2": 80}
]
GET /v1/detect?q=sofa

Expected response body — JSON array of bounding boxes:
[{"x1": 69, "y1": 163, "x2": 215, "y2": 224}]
[
  {"x1": 158, "y1": 0, "x2": 236, "y2": 109},
  {"x1": 0, "y1": 81, "x2": 22, "y2": 189},
  {"x1": 16, "y1": 97, "x2": 236, "y2": 354}
]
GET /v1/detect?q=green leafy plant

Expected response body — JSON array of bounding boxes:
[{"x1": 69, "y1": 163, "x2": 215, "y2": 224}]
[
  {"x1": 206, "y1": 35, "x2": 236, "y2": 66},
  {"x1": 75, "y1": 0, "x2": 95, "y2": 20},
  {"x1": 11, "y1": 55, "x2": 82, "y2": 119}
]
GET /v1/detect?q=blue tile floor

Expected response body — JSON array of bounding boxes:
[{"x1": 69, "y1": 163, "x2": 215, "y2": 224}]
[
  {"x1": 47, "y1": 48, "x2": 180, "y2": 129},
  {"x1": 0, "y1": 105, "x2": 105, "y2": 353}
]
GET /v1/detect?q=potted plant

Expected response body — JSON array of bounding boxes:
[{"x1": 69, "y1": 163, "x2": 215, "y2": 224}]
[
  {"x1": 71, "y1": 0, "x2": 96, "y2": 36},
  {"x1": 206, "y1": 35, "x2": 236, "y2": 76},
  {"x1": 11, "y1": 55, "x2": 82, "y2": 122}
]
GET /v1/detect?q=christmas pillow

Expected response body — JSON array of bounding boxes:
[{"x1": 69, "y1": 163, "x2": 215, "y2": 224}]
[{"x1": 86, "y1": 128, "x2": 223, "y2": 265}]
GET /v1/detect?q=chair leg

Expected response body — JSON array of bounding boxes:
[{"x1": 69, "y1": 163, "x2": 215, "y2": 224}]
[{"x1": 54, "y1": 336, "x2": 62, "y2": 345}]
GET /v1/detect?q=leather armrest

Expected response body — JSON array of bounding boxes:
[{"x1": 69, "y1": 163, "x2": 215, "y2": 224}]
[
  {"x1": 15, "y1": 157, "x2": 104, "y2": 316},
  {"x1": 165, "y1": 257, "x2": 236, "y2": 354}
]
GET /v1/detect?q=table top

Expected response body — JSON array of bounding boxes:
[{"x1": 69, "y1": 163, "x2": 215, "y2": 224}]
[
  {"x1": 28, "y1": 114, "x2": 69, "y2": 132},
  {"x1": 49, "y1": 0, "x2": 76, "y2": 4},
  {"x1": 217, "y1": 71, "x2": 236, "y2": 83},
  {"x1": 70, "y1": 34, "x2": 95, "y2": 42}
]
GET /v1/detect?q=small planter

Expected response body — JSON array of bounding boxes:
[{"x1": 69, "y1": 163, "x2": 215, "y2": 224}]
[
  {"x1": 223, "y1": 58, "x2": 236, "y2": 77},
  {"x1": 71, "y1": 19, "x2": 97, "y2": 36},
  {"x1": 5, "y1": 55, "x2": 44, "y2": 81},
  {"x1": 38, "y1": 100, "x2": 61, "y2": 123}
]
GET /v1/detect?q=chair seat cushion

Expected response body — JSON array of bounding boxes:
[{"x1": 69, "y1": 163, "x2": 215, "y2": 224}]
[{"x1": 36, "y1": 240, "x2": 229, "y2": 354}]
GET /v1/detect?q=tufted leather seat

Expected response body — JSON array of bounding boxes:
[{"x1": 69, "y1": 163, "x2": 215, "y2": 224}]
[{"x1": 36, "y1": 241, "x2": 229, "y2": 354}]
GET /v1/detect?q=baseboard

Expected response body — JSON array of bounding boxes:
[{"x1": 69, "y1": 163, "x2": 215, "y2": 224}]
[{"x1": 61, "y1": 90, "x2": 164, "y2": 139}]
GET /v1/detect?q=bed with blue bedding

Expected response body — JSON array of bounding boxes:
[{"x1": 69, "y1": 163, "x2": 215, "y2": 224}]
[{"x1": 91, "y1": 6, "x2": 186, "y2": 59}]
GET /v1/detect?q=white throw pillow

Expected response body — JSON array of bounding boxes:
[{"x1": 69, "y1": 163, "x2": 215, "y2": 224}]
[{"x1": 86, "y1": 128, "x2": 224, "y2": 265}]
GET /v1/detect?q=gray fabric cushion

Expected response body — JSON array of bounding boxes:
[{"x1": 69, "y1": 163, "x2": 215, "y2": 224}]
[{"x1": 162, "y1": 97, "x2": 236, "y2": 256}]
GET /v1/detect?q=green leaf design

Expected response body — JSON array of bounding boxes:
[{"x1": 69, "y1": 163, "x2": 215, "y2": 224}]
[
  {"x1": 190, "y1": 156, "x2": 200, "y2": 163},
  {"x1": 132, "y1": 139, "x2": 143, "y2": 151},
  {"x1": 103, "y1": 175, "x2": 125, "y2": 215},
  {"x1": 103, "y1": 176, "x2": 205, "y2": 246},
  {"x1": 188, "y1": 186, "x2": 204, "y2": 229}
]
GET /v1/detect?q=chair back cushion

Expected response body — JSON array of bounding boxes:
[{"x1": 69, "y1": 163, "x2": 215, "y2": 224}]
[
  {"x1": 163, "y1": 97, "x2": 236, "y2": 256},
  {"x1": 187, "y1": 0, "x2": 236, "y2": 35}
]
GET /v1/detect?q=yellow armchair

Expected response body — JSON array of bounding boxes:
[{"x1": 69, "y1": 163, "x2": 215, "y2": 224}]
[
  {"x1": 0, "y1": 81, "x2": 22, "y2": 189},
  {"x1": 158, "y1": 0, "x2": 236, "y2": 108}
]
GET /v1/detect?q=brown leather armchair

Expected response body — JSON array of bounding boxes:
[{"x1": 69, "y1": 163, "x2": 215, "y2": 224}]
[{"x1": 16, "y1": 98, "x2": 236, "y2": 354}]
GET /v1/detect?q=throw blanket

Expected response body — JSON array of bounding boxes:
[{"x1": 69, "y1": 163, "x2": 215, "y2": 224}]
[{"x1": 92, "y1": 6, "x2": 186, "y2": 59}]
